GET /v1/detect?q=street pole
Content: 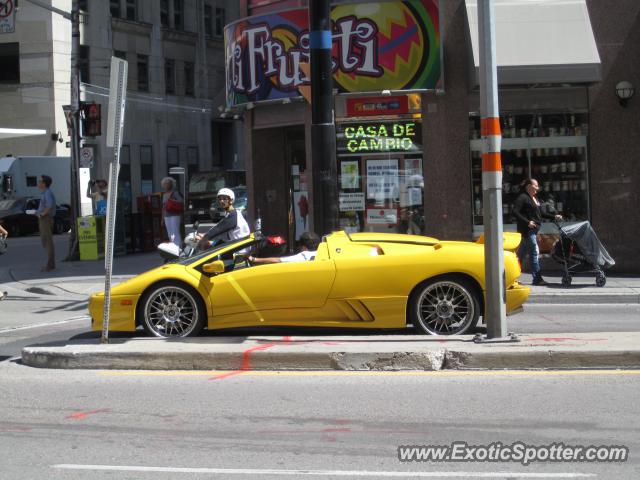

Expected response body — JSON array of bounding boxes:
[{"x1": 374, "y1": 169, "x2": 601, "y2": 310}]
[
  {"x1": 67, "y1": 0, "x2": 81, "y2": 261},
  {"x1": 308, "y1": 0, "x2": 338, "y2": 236},
  {"x1": 477, "y1": 0, "x2": 512, "y2": 342}
]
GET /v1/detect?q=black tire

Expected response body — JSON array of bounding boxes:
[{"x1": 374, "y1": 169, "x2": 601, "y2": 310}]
[
  {"x1": 596, "y1": 274, "x2": 606, "y2": 287},
  {"x1": 139, "y1": 281, "x2": 206, "y2": 338},
  {"x1": 53, "y1": 219, "x2": 65, "y2": 235},
  {"x1": 561, "y1": 275, "x2": 572, "y2": 287},
  {"x1": 408, "y1": 275, "x2": 481, "y2": 335},
  {"x1": 8, "y1": 223, "x2": 21, "y2": 237}
]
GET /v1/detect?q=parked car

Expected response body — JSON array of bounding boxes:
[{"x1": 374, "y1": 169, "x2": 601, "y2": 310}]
[
  {"x1": 209, "y1": 185, "x2": 247, "y2": 223},
  {"x1": 0, "y1": 197, "x2": 71, "y2": 236},
  {"x1": 88, "y1": 231, "x2": 529, "y2": 338}
]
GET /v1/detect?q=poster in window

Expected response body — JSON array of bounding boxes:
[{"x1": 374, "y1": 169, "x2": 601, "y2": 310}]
[
  {"x1": 293, "y1": 191, "x2": 309, "y2": 240},
  {"x1": 340, "y1": 161, "x2": 359, "y2": 189},
  {"x1": 366, "y1": 159, "x2": 399, "y2": 201}
]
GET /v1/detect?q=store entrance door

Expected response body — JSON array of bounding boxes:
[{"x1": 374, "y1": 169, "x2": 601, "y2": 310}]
[{"x1": 252, "y1": 126, "x2": 307, "y2": 248}]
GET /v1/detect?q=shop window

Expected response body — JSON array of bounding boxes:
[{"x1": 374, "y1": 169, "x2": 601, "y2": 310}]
[
  {"x1": 140, "y1": 145, "x2": 154, "y2": 195},
  {"x1": 137, "y1": 54, "x2": 149, "y2": 92},
  {"x1": 469, "y1": 112, "x2": 590, "y2": 249},
  {"x1": 214, "y1": 7, "x2": 225, "y2": 37},
  {"x1": 204, "y1": 4, "x2": 213, "y2": 36},
  {"x1": 0, "y1": 43, "x2": 19, "y2": 84},
  {"x1": 165, "y1": 59, "x2": 175, "y2": 95},
  {"x1": 335, "y1": 120, "x2": 424, "y2": 235},
  {"x1": 184, "y1": 62, "x2": 194, "y2": 97}
]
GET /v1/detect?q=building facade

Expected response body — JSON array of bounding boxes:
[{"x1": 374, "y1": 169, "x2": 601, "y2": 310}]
[
  {"x1": 1, "y1": 0, "x2": 242, "y2": 214},
  {"x1": 232, "y1": 0, "x2": 640, "y2": 272}
]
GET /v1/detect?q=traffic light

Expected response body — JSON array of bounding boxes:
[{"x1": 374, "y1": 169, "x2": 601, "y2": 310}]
[{"x1": 81, "y1": 102, "x2": 101, "y2": 137}]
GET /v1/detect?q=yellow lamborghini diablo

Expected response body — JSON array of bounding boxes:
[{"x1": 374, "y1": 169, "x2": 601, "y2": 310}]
[{"x1": 89, "y1": 231, "x2": 529, "y2": 338}]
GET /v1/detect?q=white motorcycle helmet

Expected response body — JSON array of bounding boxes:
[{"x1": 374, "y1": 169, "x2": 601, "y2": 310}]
[{"x1": 217, "y1": 187, "x2": 235, "y2": 203}]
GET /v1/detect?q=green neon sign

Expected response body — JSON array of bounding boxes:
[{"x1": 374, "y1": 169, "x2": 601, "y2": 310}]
[{"x1": 337, "y1": 121, "x2": 422, "y2": 155}]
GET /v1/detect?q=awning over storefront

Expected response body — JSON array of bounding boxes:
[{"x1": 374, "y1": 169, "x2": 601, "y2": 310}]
[
  {"x1": 0, "y1": 128, "x2": 47, "y2": 140},
  {"x1": 466, "y1": 0, "x2": 601, "y2": 85}
]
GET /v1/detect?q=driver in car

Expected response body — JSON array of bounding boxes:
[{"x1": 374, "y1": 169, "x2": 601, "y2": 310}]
[
  {"x1": 195, "y1": 188, "x2": 250, "y2": 248},
  {"x1": 249, "y1": 232, "x2": 320, "y2": 264}
]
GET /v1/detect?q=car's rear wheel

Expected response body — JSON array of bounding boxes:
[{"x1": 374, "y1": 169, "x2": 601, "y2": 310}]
[
  {"x1": 409, "y1": 276, "x2": 481, "y2": 335},
  {"x1": 53, "y1": 219, "x2": 65, "y2": 235},
  {"x1": 140, "y1": 282, "x2": 205, "y2": 338}
]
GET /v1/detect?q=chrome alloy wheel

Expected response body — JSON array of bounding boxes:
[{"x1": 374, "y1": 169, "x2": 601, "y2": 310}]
[
  {"x1": 416, "y1": 281, "x2": 475, "y2": 335},
  {"x1": 143, "y1": 286, "x2": 200, "y2": 337}
]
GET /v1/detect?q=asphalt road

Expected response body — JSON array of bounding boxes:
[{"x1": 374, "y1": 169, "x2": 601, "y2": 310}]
[{"x1": 0, "y1": 362, "x2": 638, "y2": 479}]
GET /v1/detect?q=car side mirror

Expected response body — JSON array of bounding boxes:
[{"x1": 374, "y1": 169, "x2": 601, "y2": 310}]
[{"x1": 202, "y1": 260, "x2": 225, "y2": 274}]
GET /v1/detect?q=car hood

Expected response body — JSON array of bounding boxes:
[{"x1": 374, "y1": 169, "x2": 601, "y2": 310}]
[{"x1": 92, "y1": 263, "x2": 190, "y2": 297}]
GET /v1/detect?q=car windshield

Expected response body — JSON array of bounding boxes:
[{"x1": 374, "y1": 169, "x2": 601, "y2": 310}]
[
  {"x1": 176, "y1": 237, "x2": 250, "y2": 266},
  {"x1": 189, "y1": 173, "x2": 225, "y2": 194},
  {"x1": 0, "y1": 199, "x2": 16, "y2": 210}
]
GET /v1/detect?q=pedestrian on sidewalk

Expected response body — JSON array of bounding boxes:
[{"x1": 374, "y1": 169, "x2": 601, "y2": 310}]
[
  {"x1": 36, "y1": 175, "x2": 56, "y2": 272},
  {"x1": 161, "y1": 177, "x2": 183, "y2": 247},
  {"x1": 512, "y1": 178, "x2": 562, "y2": 286}
]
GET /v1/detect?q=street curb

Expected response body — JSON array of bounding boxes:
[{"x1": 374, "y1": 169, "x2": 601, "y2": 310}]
[
  {"x1": 20, "y1": 347, "x2": 640, "y2": 371},
  {"x1": 527, "y1": 293, "x2": 640, "y2": 304}
]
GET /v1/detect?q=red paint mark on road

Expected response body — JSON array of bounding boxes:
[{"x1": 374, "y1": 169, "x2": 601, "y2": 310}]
[
  {"x1": 527, "y1": 337, "x2": 608, "y2": 342},
  {"x1": 322, "y1": 427, "x2": 352, "y2": 433},
  {"x1": 209, "y1": 343, "x2": 276, "y2": 381},
  {"x1": 65, "y1": 408, "x2": 110, "y2": 420}
]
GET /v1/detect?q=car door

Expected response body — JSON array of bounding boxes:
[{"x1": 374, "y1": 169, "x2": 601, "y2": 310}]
[{"x1": 204, "y1": 244, "x2": 336, "y2": 317}]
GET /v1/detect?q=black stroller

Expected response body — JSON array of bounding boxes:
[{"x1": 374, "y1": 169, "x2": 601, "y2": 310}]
[{"x1": 551, "y1": 221, "x2": 615, "y2": 287}]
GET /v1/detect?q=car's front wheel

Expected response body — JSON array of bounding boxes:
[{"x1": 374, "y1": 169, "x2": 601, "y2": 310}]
[
  {"x1": 409, "y1": 276, "x2": 481, "y2": 335},
  {"x1": 140, "y1": 282, "x2": 205, "y2": 338}
]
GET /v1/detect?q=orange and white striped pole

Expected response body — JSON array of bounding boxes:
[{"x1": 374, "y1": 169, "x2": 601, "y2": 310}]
[{"x1": 477, "y1": 0, "x2": 509, "y2": 341}]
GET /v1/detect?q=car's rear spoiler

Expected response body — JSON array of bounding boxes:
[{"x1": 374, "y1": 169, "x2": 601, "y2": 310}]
[
  {"x1": 346, "y1": 231, "x2": 439, "y2": 246},
  {"x1": 475, "y1": 232, "x2": 522, "y2": 253}
]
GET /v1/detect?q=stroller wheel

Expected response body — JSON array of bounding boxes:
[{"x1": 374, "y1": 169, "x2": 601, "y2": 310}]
[
  {"x1": 561, "y1": 275, "x2": 572, "y2": 287},
  {"x1": 596, "y1": 274, "x2": 606, "y2": 287}
]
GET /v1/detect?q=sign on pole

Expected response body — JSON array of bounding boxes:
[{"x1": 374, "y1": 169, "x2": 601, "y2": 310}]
[
  {"x1": 101, "y1": 56, "x2": 128, "y2": 344},
  {"x1": 0, "y1": 0, "x2": 15, "y2": 34}
]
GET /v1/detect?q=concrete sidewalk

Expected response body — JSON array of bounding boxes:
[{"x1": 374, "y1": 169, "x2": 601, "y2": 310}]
[
  {"x1": 2, "y1": 251, "x2": 639, "y2": 303},
  {"x1": 21, "y1": 331, "x2": 640, "y2": 371}
]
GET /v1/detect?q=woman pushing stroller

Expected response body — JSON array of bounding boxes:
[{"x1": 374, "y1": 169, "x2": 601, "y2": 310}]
[{"x1": 512, "y1": 178, "x2": 562, "y2": 286}]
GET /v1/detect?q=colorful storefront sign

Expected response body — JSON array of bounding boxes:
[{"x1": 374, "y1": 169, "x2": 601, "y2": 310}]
[{"x1": 225, "y1": 0, "x2": 441, "y2": 106}]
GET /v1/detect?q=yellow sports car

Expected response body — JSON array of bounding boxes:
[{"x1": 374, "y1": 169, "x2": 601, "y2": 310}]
[{"x1": 89, "y1": 231, "x2": 529, "y2": 338}]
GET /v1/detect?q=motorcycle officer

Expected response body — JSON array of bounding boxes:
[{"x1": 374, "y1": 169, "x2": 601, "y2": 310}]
[{"x1": 195, "y1": 187, "x2": 250, "y2": 248}]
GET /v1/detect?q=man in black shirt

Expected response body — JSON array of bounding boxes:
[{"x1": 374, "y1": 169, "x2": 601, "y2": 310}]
[{"x1": 512, "y1": 178, "x2": 562, "y2": 285}]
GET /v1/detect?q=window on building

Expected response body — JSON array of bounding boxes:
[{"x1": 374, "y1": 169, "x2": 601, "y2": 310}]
[
  {"x1": 79, "y1": 45, "x2": 90, "y2": 83},
  {"x1": 174, "y1": 0, "x2": 184, "y2": 30},
  {"x1": 137, "y1": 54, "x2": 149, "y2": 92},
  {"x1": 140, "y1": 145, "x2": 154, "y2": 195},
  {"x1": 78, "y1": 0, "x2": 89, "y2": 12},
  {"x1": 125, "y1": 0, "x2": 137, "y2": 21},
  {"x1": 187, "y1": 147, "x2": 199, "y2": 180},
  {"x1": 160, "y1": 0, "x2": 170, "y2": 27},
  {"x1": 204, "y1": 4, "x2": 213, "y2": 36},
  {"x1": 165, "y1": 59, "x2": 175, "y2": 95},
  {"x1": 114, "y1": 50, "x2": 126, "y2": 60},
  {"x1": 0, "y1": 43, "x2": 20, "y2": 84},
  {"x1": 184, "y1": 62, "x2": 195, "y2": 97},
  {"x1": 215, "y1": 7, "x2": 225, "y2": 37},
  {"x1": 119, "y1": 145, "x2": 132, "y2": 214},
  {"x1": 110, "y1": 0, "x2": 121, "y2": 17}
]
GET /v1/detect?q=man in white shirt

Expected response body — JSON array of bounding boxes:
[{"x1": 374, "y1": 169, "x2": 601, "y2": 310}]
[{"x1": 249, "y1": 232, "x2": 320, "y2": 264}]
